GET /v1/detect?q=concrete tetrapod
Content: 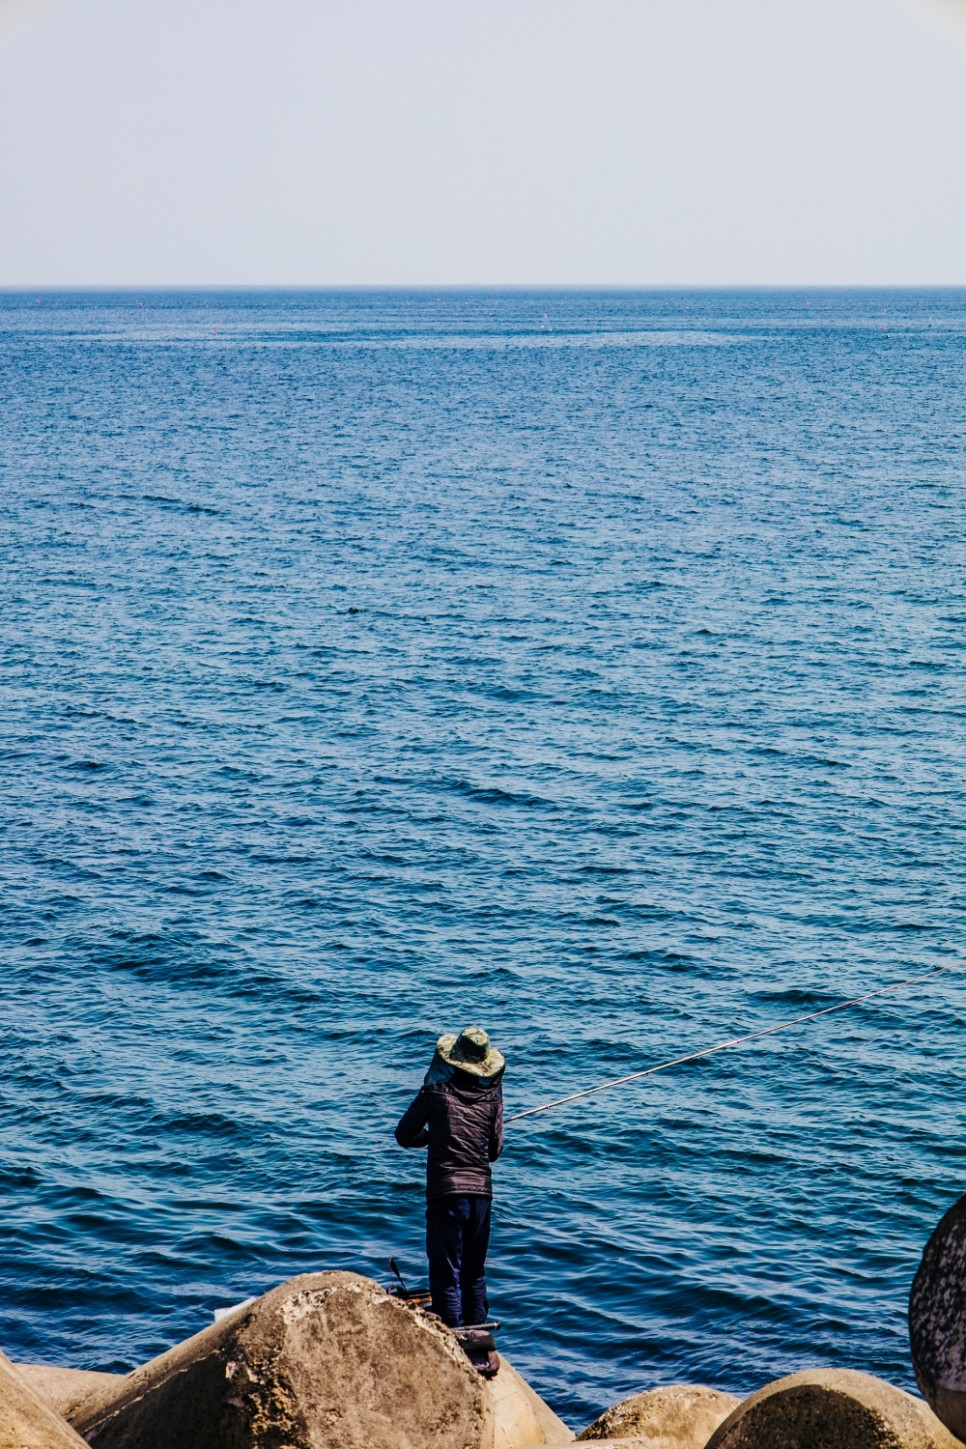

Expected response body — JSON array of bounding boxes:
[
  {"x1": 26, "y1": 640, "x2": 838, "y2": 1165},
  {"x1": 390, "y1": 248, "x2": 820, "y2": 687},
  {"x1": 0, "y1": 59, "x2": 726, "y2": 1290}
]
[
  {"x1": 486, "y1": 1357, "x2": 575, "y2": 1446},
  {"x1": 69, "y1": 1271, "x2": 495, "y2": 1449},
  {"x1": 0, "y1": 1350, "x2": 92, "y2": 1449},
  {"x1": 14, "y1": 1364, "x2": 126, "y2": 1421},
  {"x1": 576, "y1": 1384, "x2": 740, "y2": 1446},
  {"x1": 910, "y1": 1191, "x2": 966, "y2": 1441},
  {"x1": 704, "y1": 1369, "x2": 962, "y2": 1449},
  {"x1": 17, "y1": 1347, "x2": 566, "y2": 1449}
]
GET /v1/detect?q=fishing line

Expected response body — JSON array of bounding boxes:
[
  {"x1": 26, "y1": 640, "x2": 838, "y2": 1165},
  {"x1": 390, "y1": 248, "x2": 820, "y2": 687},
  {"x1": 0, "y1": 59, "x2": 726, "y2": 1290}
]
[{"x1": 505, "y1": 963, "x2": 958, "y2": 1124}]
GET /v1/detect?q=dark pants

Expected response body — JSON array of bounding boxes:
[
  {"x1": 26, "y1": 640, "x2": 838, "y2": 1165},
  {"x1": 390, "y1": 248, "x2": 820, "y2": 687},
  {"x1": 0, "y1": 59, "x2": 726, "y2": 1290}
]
[{"x1": 426, "y1": 1194, "x2": 491, "y2": 1327}]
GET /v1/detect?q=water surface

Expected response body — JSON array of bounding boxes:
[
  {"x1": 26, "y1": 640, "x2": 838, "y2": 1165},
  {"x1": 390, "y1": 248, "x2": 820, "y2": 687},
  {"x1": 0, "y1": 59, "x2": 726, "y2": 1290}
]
[{"x1": 1, "y1": 288, "x2": 964, "y2": 1426}]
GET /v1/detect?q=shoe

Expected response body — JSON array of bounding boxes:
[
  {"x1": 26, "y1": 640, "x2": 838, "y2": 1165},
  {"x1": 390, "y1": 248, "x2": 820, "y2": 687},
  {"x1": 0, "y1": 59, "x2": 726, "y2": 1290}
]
[
  {"x1": 452, "y1": 1329, "x2": 500, "y2": 1377},
  {"x1": 477, "y1": 1349, "x2": 500, "y2": 1379}
]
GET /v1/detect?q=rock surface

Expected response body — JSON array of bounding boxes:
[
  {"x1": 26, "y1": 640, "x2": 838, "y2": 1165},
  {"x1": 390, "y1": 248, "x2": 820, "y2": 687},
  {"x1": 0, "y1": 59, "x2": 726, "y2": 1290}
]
[
  {"x1": 70, "y1": 1271, "x2": 494, "y2": 1449},
  {"x1": 544, "y1": 1441, "x2": 701, "y2": 1448},
  {"x1": 704, "y1": 1369, "x2": 962, "y2": 1449},
  {"x1": 910, "y1": 1191, "x2": 966, "y2": 1441},
  {"x1": 0, "y1": 1350, "x2": 92, "y2": 1449},
  {"x1": 488, "y1": 1356, "x2": 575, "y2": 1446},
  {"x1": 577, "y1": 1383, "x2": 740, "y2": 1446},
  {"x1": 15, "y1": 1362, "x2": 126, "y2": 1420}
]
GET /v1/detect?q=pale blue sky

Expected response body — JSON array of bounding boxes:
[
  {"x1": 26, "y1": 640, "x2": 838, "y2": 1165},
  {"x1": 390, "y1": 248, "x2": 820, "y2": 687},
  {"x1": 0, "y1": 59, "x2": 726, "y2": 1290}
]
[{"x1": 2, "y1": 0, "x2": 966, "y2": 285}]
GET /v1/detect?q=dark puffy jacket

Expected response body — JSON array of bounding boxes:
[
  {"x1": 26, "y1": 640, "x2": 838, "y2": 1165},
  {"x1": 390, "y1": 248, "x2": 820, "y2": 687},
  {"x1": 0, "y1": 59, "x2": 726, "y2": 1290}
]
[{"x1": 395, "y1": 1074, "x2": 504, "y2": 1201}]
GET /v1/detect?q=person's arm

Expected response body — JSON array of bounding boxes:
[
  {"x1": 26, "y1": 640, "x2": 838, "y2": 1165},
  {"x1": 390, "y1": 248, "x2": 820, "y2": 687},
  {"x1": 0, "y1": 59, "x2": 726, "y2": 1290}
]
[
  {"x1": 395, "y1": 1087, "x2": 431, "y2": 1149},
  {"x1": 488, "y1": 1095, "x2": 504, "y2": 1162}
]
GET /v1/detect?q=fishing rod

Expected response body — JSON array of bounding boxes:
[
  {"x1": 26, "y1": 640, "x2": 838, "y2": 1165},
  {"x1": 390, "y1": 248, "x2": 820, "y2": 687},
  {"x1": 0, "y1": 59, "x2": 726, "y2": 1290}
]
[{"x1": 505, "y1": 963, "x2": 958, "y2": 1124}]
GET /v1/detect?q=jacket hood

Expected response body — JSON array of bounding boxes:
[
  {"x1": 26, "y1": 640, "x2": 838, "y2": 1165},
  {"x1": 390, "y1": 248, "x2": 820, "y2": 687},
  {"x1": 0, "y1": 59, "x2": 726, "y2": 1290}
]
[{"x1": 437, "y1": 1072, "x2": 503, "y2": 1103}]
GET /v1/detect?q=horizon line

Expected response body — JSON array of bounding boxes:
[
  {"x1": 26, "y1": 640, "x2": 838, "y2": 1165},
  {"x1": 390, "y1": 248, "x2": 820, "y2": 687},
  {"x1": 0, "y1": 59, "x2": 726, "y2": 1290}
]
[{"x1": 5, "y1": 281, "x2": 966, "y2": 294}]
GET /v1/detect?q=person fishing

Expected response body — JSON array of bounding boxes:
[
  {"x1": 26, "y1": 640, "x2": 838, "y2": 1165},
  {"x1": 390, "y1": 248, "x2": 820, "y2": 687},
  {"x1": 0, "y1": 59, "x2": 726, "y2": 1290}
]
[{"x1": 395, "y1": 1026, "x2": 505, "y2": 1334}]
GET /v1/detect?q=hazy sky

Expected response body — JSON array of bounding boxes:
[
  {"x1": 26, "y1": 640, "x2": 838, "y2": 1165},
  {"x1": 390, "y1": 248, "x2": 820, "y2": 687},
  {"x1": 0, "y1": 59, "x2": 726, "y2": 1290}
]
[{"x1": 2, "y1": 0, "x2": 966, "y2": 286}]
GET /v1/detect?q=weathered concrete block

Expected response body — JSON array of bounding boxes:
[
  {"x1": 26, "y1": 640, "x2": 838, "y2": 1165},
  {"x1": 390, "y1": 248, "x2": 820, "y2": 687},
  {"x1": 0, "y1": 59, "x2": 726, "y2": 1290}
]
[
  {"x1": 704, "y1": 1369, "x2": 961, "y2": 1449},
  {"x1": 576, "y1": 1383, "x2": 739, "y2": 1446},
  {"x1": 14, "y1": 1363, "x2": 126, "y2": 1420},
  {"x1": 0, "y1": 1350, "x2": 92, "y2": 1449},
  {"x1": 70, "y1": 1271, "x2": 495, "y2": 1449},
  {"x1": 547, "y1": 1441, "x2": 670, "y2": 1448},
  {"x1": 487, "y1": 1356, "x2": 574, "y2": 1446},
  {"x1": 910, "y1": 1191, "x2": 966, "y2": 1442}
]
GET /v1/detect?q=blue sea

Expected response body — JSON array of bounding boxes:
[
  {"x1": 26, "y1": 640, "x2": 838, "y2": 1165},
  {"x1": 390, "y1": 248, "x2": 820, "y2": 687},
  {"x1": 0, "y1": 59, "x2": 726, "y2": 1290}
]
[{"x1": 1, "y1": 288, "x2": 964, "y2": 1429}]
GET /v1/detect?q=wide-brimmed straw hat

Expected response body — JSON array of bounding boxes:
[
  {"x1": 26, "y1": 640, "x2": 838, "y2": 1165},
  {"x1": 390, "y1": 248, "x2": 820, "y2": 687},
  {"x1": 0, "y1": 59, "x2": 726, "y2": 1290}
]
[{"x1": 436, "y1": 1026, "x2": 505, "y2": 1079}]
